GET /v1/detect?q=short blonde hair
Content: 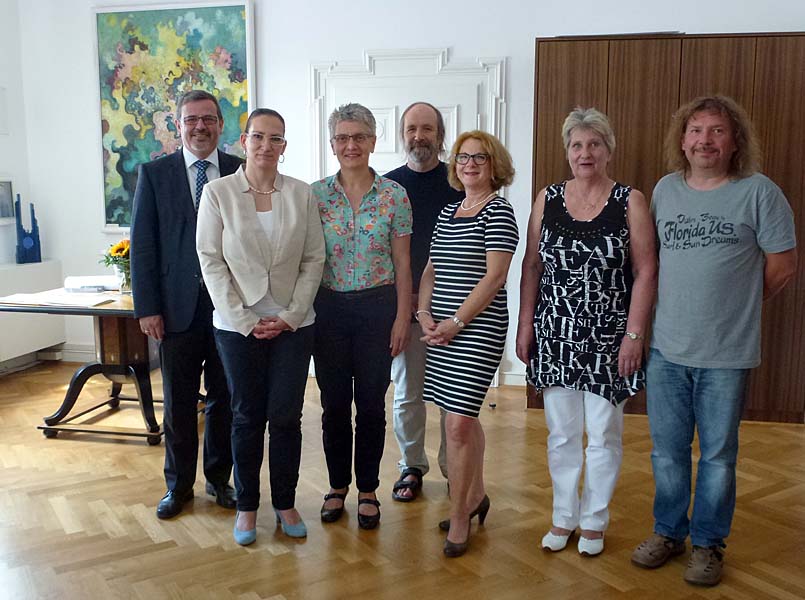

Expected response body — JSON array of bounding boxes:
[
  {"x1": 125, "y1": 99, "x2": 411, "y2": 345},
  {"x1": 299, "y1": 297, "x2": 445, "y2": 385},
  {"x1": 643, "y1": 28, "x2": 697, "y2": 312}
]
[
  {"x1": 447, "y1": 130, "x2": 515, "y2": 191},
  {"x1": 561, "y1": 107, "x2": 616, "y2": 154},
  {"x1": 664, "y1": 95, "x2": 761, "y2": 178}
]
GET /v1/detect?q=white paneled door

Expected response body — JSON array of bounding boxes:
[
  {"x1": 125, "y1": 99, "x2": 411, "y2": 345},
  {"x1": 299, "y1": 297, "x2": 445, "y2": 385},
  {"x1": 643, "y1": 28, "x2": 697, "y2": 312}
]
[{"x1": 311, "y1": 48, "x2": 507, "y2": 178}]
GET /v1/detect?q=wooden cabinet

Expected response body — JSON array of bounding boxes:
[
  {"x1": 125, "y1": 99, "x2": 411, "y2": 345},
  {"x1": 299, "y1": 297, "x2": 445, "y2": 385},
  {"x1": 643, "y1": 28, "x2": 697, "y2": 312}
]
[{"x1": 529, "y1": 33, "x2": 805, "y2": 423}]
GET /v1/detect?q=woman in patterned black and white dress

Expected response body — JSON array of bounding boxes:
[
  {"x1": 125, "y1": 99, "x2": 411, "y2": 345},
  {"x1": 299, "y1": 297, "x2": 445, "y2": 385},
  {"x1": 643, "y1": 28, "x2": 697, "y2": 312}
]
[
  {"x1": 418, "y1": 130, "x2": 518, "y2": 558},
  {"x1": 516, "y1": 108, "x2": 657, "y2": 556}
]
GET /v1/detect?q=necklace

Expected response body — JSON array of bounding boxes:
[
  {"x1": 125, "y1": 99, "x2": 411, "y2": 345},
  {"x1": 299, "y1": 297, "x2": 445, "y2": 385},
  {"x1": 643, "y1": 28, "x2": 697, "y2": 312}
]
[
  {"x1": 461, "y1": 191, "x2": 497, "y2": 211},
  {"x1": 248, "y1": 185, "x2": 276, "y2": 195},
  {"x1": 571, "y1": 180, "x2": 611, "y2": 211}
]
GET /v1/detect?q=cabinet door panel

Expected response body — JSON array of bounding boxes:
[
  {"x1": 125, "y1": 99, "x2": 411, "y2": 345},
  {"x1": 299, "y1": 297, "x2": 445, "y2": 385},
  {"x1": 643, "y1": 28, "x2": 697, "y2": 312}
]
[
  {"x1": 533, "y1": 40, "x2": 608, "y2": 194},
  {"x1": 746, "y1": 36, "x2": 805, "y2": 423},
  {"x1": 606, "y1": 39, "x2": 681, "y2": 206},
  {"x1": 680, "y1": 37, "x2": 756, "y2": 108}
]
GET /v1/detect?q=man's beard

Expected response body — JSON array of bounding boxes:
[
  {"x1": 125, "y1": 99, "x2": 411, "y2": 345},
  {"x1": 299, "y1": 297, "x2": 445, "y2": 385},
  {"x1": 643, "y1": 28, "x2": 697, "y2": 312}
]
[{"x1": 407, "y1": 140, "x2": 438, "y2": 164}]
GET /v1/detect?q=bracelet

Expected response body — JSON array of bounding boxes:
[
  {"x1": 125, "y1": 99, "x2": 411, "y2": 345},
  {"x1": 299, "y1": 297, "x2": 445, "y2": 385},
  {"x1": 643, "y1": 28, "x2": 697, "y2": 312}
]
[
  {"x1": 452, "y1": 315, "x2": 465, "y2": 329},
  {"x1": 624, "y1": 331, "x2": 644, "y2": 341},
  {"x1": 415, "y1": 310, "x2": 432, "y2": 322}
]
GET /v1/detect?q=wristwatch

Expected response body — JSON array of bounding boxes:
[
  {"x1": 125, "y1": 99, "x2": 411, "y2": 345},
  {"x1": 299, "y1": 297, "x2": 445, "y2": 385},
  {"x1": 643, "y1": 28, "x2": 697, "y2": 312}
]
[
  {"x1": 625, "y1": 331, "x2": 644, "y2": 340},
  {"x1": 452, "y1": 315, "x2": 465, "y2": 329}
]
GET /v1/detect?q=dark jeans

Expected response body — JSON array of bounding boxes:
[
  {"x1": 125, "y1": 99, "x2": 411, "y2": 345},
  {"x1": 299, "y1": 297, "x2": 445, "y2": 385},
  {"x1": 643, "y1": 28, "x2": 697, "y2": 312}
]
[
  {"x1": 215, "y1": 325, "x2": 314, "y2": 512},
  {"x1": 313, "y1": 285, "x2": 396, "y2": 493},
  {"x1": 160, "y1": 290, "x2": 232, "y2": 493}
]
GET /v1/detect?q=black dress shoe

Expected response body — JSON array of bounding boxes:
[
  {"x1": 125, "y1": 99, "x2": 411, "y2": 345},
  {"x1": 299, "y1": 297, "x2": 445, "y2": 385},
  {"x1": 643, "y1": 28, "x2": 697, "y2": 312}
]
[
  {"x1": 320, "y1": 489, "x2": 348, "y2": 523},
  {"x1": 205, "y1": 481, "x2": 237, "y2": 509},
  {"x1": 357, "y1": 497, "x2": 381, "y2": 530},
  {"x1": 156, "y1": 489, "x2": 194, "y2": 519}
]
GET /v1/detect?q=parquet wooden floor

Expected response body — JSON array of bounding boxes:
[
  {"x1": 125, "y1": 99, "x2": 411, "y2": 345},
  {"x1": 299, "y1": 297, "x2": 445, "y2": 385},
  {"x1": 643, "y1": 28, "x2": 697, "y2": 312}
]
[{"x1": 0, "y1": 362, "x2": 803, "y2": 599}]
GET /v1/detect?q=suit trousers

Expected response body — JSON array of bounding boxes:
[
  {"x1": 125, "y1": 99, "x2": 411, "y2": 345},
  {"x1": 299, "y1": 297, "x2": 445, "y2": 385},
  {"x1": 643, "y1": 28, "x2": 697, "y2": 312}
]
[
  {"x1": 313, "y1": 285, "x2": 396, "y2": 493},
  {"x1": 160, "y1": 289, "x2": 232, "y2": 493},
  {"x1": 215, "y1": 325, "x2": 314, "y2": 512}
]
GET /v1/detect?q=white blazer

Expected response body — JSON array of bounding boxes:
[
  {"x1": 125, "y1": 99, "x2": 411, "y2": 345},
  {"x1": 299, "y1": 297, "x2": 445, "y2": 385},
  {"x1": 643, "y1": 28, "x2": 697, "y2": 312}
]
[{"x1": 196, "y1": 166, "x2": 325, "y2": 336}]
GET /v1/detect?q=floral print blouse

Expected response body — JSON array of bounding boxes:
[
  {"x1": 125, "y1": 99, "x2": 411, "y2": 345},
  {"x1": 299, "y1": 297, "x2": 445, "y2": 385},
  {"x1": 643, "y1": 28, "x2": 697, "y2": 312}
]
[{"x1": 311, "y1": 171, "x2": 412, "y2": 292}]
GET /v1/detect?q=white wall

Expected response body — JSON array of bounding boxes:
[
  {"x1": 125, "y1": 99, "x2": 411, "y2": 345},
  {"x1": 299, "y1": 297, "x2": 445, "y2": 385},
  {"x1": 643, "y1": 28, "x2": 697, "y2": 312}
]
[
  {"x1": 0, "y1": 0, "x2": 29, "y2": 264},
  {"x1": 11, "y1": 0, "x2": 805, "y2": 379}
]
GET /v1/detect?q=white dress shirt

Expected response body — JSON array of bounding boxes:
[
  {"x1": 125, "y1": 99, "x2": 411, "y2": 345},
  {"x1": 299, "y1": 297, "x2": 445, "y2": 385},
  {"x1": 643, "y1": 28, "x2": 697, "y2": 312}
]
[{"x1": 182, "y1": 147, "x2": 221, "y2": 202}]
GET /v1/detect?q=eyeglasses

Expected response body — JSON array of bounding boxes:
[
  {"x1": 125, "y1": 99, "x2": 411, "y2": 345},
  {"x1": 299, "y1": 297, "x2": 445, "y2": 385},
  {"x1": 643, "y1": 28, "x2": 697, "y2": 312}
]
[
  {"x1": 246, "y1": 132, "x2": 287, "y2": 146},
  {"x1": 181, "y1": 115, "x2": 219, "y2": 127},
  {"x1": 455, "y1": 153, "x2": 489, "y2": 165},
  {"x1": 331, "y1": 133, "x2": 374, "y2": 145}
]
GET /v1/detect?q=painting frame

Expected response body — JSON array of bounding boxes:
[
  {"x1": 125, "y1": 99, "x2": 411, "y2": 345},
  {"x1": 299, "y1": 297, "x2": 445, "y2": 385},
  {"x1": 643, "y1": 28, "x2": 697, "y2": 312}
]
[
  {"x1": 93, "y1": 1, "x2": 255, "y2": 231},
  {"x1": 0, "y1": 178, "x2": 14, "y2": 225}
]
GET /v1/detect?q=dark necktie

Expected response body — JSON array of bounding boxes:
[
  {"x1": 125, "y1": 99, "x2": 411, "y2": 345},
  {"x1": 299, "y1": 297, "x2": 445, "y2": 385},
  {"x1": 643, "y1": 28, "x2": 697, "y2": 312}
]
[{"x1": 194, "y1": 159, "x2": 210, "y2": 211}]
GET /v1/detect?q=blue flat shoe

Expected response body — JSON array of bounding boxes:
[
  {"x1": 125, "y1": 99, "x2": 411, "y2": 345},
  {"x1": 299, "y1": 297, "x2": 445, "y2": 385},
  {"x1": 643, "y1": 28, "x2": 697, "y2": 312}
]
[
  {"x1": 275, "y1": 509, "x2": 307, "y2": 538},
  {"x1": 233, "y1": 512, "x2": 257, "y2": 546}
]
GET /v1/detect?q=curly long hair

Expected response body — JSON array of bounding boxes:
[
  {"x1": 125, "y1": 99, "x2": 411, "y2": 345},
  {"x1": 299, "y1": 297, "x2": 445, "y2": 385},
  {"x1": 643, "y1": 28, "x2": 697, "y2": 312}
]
[{"x1": 664, "y1": 95, "x2": 761, "y2": 178}]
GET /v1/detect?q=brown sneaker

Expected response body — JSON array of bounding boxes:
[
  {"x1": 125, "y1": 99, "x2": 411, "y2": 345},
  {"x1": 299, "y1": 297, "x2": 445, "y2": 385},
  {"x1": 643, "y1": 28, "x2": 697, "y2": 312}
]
[
  {"x1": 631, "y1": 533, "x2": 686, "y2": 568},
  {"x1": 684, "y1": 545, "x2": 724, "y2": 586}
]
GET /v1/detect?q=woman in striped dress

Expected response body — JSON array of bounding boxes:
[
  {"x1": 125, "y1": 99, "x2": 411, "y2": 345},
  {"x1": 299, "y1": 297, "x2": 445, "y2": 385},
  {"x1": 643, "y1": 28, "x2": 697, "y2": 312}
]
[{"x1": 417, "y1": 130, "x2": 519, "y2": 557}]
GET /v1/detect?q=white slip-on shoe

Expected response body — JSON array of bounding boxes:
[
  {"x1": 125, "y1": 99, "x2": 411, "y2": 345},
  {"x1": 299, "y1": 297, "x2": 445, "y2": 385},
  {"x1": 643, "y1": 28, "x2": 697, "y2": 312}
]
[
  {"x1": 578, "y1": 535, "x2": 604, "y2": 556},
  {"x1": 541, "y1": 530, "x2": 573, "y2": 552}
]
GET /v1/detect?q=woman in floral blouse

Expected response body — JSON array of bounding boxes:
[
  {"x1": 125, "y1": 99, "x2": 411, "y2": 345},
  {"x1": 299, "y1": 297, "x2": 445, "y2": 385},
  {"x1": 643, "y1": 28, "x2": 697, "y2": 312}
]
[{"x1": 311, "y1": 103, "x2": 413, "y2": 530}]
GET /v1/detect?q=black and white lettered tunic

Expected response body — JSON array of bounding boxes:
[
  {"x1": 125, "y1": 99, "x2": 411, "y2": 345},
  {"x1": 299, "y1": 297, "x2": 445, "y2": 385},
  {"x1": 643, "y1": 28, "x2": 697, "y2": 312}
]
[
  {"x1": 527, "y1": 181, "x2": 645, "y2": 405},
  {"x1": 423, "y1": 197, "x2": 519, "y2": 418}
]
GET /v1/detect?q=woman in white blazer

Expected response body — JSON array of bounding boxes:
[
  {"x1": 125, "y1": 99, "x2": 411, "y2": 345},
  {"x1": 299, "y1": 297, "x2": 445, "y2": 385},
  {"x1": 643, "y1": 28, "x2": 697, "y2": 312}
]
[{"x1": 197, "y1": 108, "x2": 325, "y2": 545}]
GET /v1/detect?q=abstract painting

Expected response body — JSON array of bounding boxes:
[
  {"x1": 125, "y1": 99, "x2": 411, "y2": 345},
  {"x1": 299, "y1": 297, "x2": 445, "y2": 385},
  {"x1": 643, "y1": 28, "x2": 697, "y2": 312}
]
[{"x1": 95, "y1": 2, "x2": 252, "y2": 227}]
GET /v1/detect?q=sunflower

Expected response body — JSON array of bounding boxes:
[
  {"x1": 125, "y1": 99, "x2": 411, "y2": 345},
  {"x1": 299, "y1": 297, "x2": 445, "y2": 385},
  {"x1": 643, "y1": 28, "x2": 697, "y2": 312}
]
[
  {"x1": 109, "y1": 239, "x2": 130, "y2": 258},
  {"x1": 101, "y1": 238, "x2": 131, "y2": 269}
]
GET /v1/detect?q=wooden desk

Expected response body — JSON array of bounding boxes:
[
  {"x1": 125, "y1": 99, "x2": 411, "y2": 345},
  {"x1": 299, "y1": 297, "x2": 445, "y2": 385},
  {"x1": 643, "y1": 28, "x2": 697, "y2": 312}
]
[{"x1": 0, "y1": 292, "x2": 162, "y2": 444}]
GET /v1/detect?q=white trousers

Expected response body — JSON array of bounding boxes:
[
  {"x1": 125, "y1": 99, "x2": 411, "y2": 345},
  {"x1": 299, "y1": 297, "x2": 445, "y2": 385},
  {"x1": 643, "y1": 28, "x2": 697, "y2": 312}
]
[
  {"x1": 543, "y1": 386, "x2": 625, "y2": 531},
  {"x1": 391, "y1": 323, "x2": 448, "y2": 477}
]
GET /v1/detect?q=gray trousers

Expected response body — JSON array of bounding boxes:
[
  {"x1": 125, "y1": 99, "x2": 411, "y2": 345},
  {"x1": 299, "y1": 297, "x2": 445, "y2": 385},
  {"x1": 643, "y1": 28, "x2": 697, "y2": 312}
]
[{"x1": 390, "y1": 322, "x2": 448, "y2": 478}]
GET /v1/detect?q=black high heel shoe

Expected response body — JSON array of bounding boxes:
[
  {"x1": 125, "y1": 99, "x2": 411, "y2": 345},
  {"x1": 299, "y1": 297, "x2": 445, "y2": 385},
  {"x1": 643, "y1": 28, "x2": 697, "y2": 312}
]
[
  {"x1": 444, "y1": 519, "x2": 471, "y2": 558},
  {"x1": 438, "y1": 494, "x2": 490, "y2": 532}
]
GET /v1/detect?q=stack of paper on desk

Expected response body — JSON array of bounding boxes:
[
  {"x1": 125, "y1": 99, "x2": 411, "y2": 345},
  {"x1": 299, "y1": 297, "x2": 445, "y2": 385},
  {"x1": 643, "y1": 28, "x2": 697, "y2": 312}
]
[
  {"x1": 0, "y1": 289, "x2": 114, "y2": 308},
  {"x1": 64, "y1": 275, "x2": 119, "y2": 292}
]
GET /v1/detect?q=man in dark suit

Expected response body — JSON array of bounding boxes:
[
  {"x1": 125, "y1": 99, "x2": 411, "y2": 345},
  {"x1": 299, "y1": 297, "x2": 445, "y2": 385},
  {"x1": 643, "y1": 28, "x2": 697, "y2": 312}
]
[{"x1": 131, "y1": 90, "x2": 242, "y2": 519}]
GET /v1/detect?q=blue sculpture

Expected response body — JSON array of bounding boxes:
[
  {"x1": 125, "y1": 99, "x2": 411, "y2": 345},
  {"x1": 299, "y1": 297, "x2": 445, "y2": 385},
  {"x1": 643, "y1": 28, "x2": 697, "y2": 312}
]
[{"x1": 15, "y1": 194, "x2": 42, "y2": 264}]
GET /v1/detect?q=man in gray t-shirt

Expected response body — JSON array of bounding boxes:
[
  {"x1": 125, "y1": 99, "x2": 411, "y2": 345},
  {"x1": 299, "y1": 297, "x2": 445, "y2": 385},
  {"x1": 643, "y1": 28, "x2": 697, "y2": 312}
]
[{"x1": 631, "y1": 96, "x2": 797, "y2": 587}]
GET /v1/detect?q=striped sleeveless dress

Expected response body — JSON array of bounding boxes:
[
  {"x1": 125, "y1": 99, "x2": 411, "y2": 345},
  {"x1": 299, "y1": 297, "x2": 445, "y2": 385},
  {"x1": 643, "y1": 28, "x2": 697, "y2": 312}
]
[{"x1": 423, "y1": 197, "x2": 519, "y2": 418}]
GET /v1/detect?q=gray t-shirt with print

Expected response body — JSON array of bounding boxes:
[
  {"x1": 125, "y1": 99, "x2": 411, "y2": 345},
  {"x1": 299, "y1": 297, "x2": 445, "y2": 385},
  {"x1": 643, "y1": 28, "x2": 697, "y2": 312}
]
[{"x1": 651, "y1": 172, "x2": 796, "y2": 369}]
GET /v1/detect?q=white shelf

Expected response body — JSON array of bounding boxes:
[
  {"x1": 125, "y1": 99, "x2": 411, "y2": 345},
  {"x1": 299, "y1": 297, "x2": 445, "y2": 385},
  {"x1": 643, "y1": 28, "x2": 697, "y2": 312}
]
[{"x1": 0, "y1": 260, "x2": 66, "y2": 363}]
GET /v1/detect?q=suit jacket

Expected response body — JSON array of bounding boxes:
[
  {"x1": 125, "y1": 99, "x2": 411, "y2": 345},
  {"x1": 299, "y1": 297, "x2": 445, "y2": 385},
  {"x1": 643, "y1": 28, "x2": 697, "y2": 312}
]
[
  {"x1": 196, "y1": 167, "x2": 325, "y2": 336},
  {"x1": 130, "y1": 149, "x2": 243, "y2": 332}
]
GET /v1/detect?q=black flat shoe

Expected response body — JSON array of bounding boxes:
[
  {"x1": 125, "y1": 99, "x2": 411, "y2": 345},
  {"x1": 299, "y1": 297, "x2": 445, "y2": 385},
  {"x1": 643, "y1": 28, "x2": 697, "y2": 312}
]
[
  {"x1": 439, "y1": 494, "x2": 490, "y2": 531},
  {"x1": 206, "y1": 481, "x2": 237, "y2": 509},
  {"x1": 156, "y1": 489, "x2": 194, "y2": 519},
  {"x1": 357, "y1": 497, "x2": 381, "y2": 530},
  {"x1": 320, "y1": 488, "x2": 348, "y2": 523}
]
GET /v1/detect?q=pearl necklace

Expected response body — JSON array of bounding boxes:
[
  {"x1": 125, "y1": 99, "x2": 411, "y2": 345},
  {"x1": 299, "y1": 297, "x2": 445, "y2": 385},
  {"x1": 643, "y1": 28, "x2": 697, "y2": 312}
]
[
  {"x1": 248, "y1": 185, "x2": 276, "y2": 195},
  {"x1": 460, "y1": 191, "x2": 497, "y2": 211}
]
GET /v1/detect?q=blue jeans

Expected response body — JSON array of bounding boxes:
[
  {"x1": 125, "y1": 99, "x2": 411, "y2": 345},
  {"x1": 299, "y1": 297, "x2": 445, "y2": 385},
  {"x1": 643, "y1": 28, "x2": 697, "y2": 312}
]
[{"x1": 646, "y1": 348, "x2": 749, "y2": 548}]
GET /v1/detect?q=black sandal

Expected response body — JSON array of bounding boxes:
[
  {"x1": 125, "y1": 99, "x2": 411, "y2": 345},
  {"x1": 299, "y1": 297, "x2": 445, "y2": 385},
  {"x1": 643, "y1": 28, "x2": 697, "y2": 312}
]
[
  {"x1": 357, "y1": 497, "x2": 381, "y2": 530},
  {"x1": 320, "y1": 488, "x2": 348, "y2": 523},
  {"x1": 391, "y1": 467, "x2": 423, "y2": 502}
]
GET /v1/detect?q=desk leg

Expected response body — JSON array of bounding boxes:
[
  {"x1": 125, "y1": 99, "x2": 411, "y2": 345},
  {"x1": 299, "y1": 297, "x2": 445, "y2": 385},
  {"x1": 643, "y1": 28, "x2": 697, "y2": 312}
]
[
  {"x1": 109, "y1": 382, "x2": 123, "y2": 408},
  {"x1": 127, "y1": 363, "x2": 161, "y2": 445},
  {"x1": 43, "y1": 362, "x2": 105, "y2": 426}
]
